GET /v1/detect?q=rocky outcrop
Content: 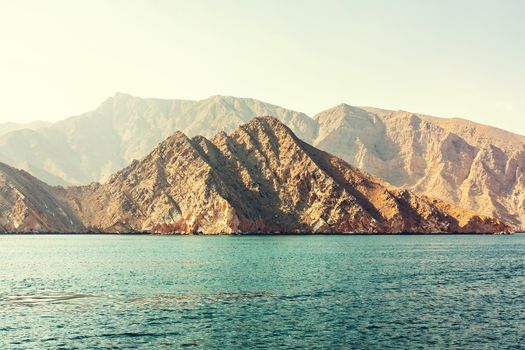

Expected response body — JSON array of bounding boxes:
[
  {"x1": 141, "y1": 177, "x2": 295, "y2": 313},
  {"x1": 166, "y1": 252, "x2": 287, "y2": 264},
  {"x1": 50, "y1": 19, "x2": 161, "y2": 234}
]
[
  {"x1": 0, "y1": 94, "x2": 316, "y2": 186},
  {"x1": 0, "y1": 163, "x2": 85, "y2": 233},
  {"x1": 314, "y1": 105, "x2": 525, "y2": 229},
  {"x1": 54, "y1": 117, "x2": 508, "y2": 234},
  {"x1": 1, "y1": 93, "x2": 523, "y2": 229}
]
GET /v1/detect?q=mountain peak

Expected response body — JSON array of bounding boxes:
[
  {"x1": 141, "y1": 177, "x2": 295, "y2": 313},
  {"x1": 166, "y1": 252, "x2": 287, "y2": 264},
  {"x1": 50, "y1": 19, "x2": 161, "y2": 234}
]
[
  {"x1": 1, "y1": 93, "x2": 523, "y2": 230},
  {"x1": 107, "y1": 92, "x2": 139, "y2": 102},
  {"x1": 205, "y1": 94, "x2": 239, "y2": 103},
  {"x1": 0, "y1": 115, "x2": 509, "y2": 234},
  {"x1": 236, "y1": 116, "x2": 299, "y2": 143},
  {"x1": 50, "y1": 116, "x2": 508, "y2": 234},
  {"x1": 248, "y1": 115, "x2": 288, "y2": 127},
  {"x1": 113, "y1": 91, "x2": 134, "y2": 98}
]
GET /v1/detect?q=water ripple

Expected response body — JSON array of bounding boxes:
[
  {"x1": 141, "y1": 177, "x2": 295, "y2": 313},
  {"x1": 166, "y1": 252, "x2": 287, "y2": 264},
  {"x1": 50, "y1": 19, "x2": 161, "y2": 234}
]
[
  {"x1": 1, "y1": 234, "x2": 525, "y2": 349},
  {"x1": 1, "y1": 292, "x2": 95, "y2": 306}
]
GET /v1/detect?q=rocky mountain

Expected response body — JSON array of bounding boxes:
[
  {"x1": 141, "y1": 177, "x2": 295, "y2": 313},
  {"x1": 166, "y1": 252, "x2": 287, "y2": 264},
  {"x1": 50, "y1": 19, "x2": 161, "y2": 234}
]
[
  {"x1": 0, "y1": 94, "x2": 316, "y2": 186},
  {"x1": 313, "y1": 105, "x2": 525, "y2": 229},
  {"x1": 0, "y1": 162, "x2": 84, "y2": 233},
  {"x1": 0, "y1": 94, "x2": 523, "y2": 229},
  {"x1": 51, "y1": 117, "x2": 506, "y2": 234},
  {"x1": 0, "y1": 120, "x2": 50, "y2": 136}
]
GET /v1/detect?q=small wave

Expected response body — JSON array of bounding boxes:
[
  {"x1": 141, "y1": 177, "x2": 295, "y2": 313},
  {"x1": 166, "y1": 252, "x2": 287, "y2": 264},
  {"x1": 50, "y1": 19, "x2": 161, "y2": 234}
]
[
  {"x1": 129, "y1": 291, "x2": 273, "y2": 309},
  {"x1": 2, "y1": 292, "x2": 94, "y2": 305},
  {"x1": 68, "y1": 331, "x2": 184, "y2": 341}
]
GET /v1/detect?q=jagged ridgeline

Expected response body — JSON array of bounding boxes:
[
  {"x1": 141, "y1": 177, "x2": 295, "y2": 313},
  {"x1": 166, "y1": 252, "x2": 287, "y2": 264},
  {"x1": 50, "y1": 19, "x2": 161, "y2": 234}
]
[
  {"x1": 0, "y1": 117, "x2": 508, "y2": 234},
  {"x1": 0, "y1": 94, "x2": 523, "y2": 229}
]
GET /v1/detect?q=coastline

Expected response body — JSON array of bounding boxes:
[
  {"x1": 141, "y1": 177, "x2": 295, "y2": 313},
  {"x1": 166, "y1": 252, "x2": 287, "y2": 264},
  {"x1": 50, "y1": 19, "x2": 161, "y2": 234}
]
[{"x1": 0, "y1": 231, "x2": 517, "y2": 235}]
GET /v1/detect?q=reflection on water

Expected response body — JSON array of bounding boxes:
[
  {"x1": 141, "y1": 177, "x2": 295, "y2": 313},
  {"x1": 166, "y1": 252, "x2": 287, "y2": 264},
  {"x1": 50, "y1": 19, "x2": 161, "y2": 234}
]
[
  {"x1": 0, "y1": 234, "x2": 524, "y2": 349},
  {"x1": 2, "y1": 293, "x2": 94, "y2": 306}
]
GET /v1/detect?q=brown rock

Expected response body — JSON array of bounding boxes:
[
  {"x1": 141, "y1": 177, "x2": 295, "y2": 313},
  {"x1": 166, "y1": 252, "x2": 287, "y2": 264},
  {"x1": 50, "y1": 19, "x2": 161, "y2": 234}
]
[
  {"x1": 54, "y1": 117, "x2": 509, "y2": 234},
  {"x1": 0, "y1": 163, "x2": 85, "y2": 233},
  {"x1": 314, "y1": 105, "x2": 525, "y2": 230}
]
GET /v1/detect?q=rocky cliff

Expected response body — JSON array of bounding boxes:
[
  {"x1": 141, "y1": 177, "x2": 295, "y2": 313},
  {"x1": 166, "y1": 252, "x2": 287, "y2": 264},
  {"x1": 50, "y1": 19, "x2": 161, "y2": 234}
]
[
  {"x1": 0, "y1": 162, "x2": 84, "y2": 233},
  {"x1": 314, "y1": 105, "x2": 525, "y2": 229},
  {"x1": 1, "y1": 94, "x2": 523, "y2": 229},
  {"x1": 0, "y1": 94, "x2": 316, "y2": 186},
  {"x1": 53, "y1": 117, "x2": 508, "y2": 234}
]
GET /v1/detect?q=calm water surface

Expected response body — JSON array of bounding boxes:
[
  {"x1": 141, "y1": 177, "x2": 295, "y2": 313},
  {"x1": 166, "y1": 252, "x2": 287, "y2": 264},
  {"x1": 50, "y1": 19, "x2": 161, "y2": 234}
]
[{"x1": 0, "y1": 234, "x2": 524, "y2": 349}]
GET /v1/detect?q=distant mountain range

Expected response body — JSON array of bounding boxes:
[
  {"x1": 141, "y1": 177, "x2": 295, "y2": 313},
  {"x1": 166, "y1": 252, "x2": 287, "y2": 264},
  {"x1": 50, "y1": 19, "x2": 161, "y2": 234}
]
[
  {"x1": 0, "y1": 93, "x2": 523, "y2": 229},
  {"x1": 0, "y1": 120, "x2": 50, "y2": 136},
  {"x1": 0, "y1": 94, "x2": 316, "y2": 186},
  {"x1": 0, "y1": 117, "x2": 507, "y2": 234},
  {"x1": 313, "y1": 105, "x2": 525, "y2": 229}
]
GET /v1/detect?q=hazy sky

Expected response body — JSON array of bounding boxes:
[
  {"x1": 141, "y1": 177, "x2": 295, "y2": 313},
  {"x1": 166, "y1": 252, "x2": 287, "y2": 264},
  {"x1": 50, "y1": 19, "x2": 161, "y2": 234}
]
[{"x1": 1, "y1": 0, "x2": 524, "y2": 134}]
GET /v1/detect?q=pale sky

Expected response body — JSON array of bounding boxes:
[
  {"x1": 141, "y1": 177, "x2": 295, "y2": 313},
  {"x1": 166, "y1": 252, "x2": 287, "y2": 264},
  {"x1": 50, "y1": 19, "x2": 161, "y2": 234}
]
[{"x1": 0, "y1": 0, "x2": 524, "y2": 135}]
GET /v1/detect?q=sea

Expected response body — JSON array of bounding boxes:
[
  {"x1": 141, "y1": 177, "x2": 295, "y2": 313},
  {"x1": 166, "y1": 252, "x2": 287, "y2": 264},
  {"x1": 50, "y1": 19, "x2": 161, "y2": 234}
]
[{"x1": 0, "y1": 234, "x2": 524, "y2": 349}]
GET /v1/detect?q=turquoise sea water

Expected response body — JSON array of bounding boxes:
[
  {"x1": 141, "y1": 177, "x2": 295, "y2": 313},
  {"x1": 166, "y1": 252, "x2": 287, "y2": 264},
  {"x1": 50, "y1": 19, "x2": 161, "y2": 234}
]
[{"x1": 0, "y1": 234, "x2": 524, "y2": 349}]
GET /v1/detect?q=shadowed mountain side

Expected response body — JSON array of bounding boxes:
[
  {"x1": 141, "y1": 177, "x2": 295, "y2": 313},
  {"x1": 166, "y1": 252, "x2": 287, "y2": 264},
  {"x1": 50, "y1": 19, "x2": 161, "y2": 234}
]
[
  {"x1": 54, "y1": 117, "x2": 508, "y2": 234},
  {"x1": 1, "y1": 94, "x2": 523, "y2": 229}
]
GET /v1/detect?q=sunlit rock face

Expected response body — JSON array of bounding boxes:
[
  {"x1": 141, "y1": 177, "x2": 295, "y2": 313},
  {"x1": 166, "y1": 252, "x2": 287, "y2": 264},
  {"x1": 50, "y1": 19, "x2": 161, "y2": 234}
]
[
  {"x1": 313, "y1": 105, "x2": 525, "y2": 229},
  {"x1": 0, "y1": 163, "x2": 85, "y2": 233},
  {"x1": 0, "y1": 94, "x2": 316, "y2": 186},
  {"x1": 0, "y1": 93, "x2": 523, "y2": 229},
  {"x1": 54, "y1": 117, "x2": 508, "y2": 234}
]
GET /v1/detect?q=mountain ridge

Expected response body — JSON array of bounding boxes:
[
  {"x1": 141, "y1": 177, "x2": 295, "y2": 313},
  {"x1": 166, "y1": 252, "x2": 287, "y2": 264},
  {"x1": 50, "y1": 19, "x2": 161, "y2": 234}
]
[
  {"x1": 313, "y1": 105, "x2": 525, "y2": 229},
  {"x1": 0, "y1": 162, "x2": 84, "y2": 233},
  {"x1": 0, "y1": 93, "x2": 523, "y2": 229},
  {"x1": 0, "y1": 93, "x2": 317, "y2": 186},
  {"x1": 0, "y1": 120, "x2": 51, "y2": 137},
  {"x1": 52, "y1": 117, "x2": 508, "y2": 234}
]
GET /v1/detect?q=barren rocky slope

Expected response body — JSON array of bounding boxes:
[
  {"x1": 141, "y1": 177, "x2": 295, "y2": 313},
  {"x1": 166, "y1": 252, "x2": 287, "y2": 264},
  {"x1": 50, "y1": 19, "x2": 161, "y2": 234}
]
[
  {"x1": 1, "y1": 94, "x2": 523, "y2": 229},
  {"x1": 0, "y1": 94, "x2": 316, "y2": 185},
  {"x1": 0, "y1": 162, "x2": 84, "y2": 233},
  {"x1": 55, "y1": 117, "x2": 507, "y2": 234},
  {"x1": 314, "y1": 105, "x2": 525, "y2": 229}
]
